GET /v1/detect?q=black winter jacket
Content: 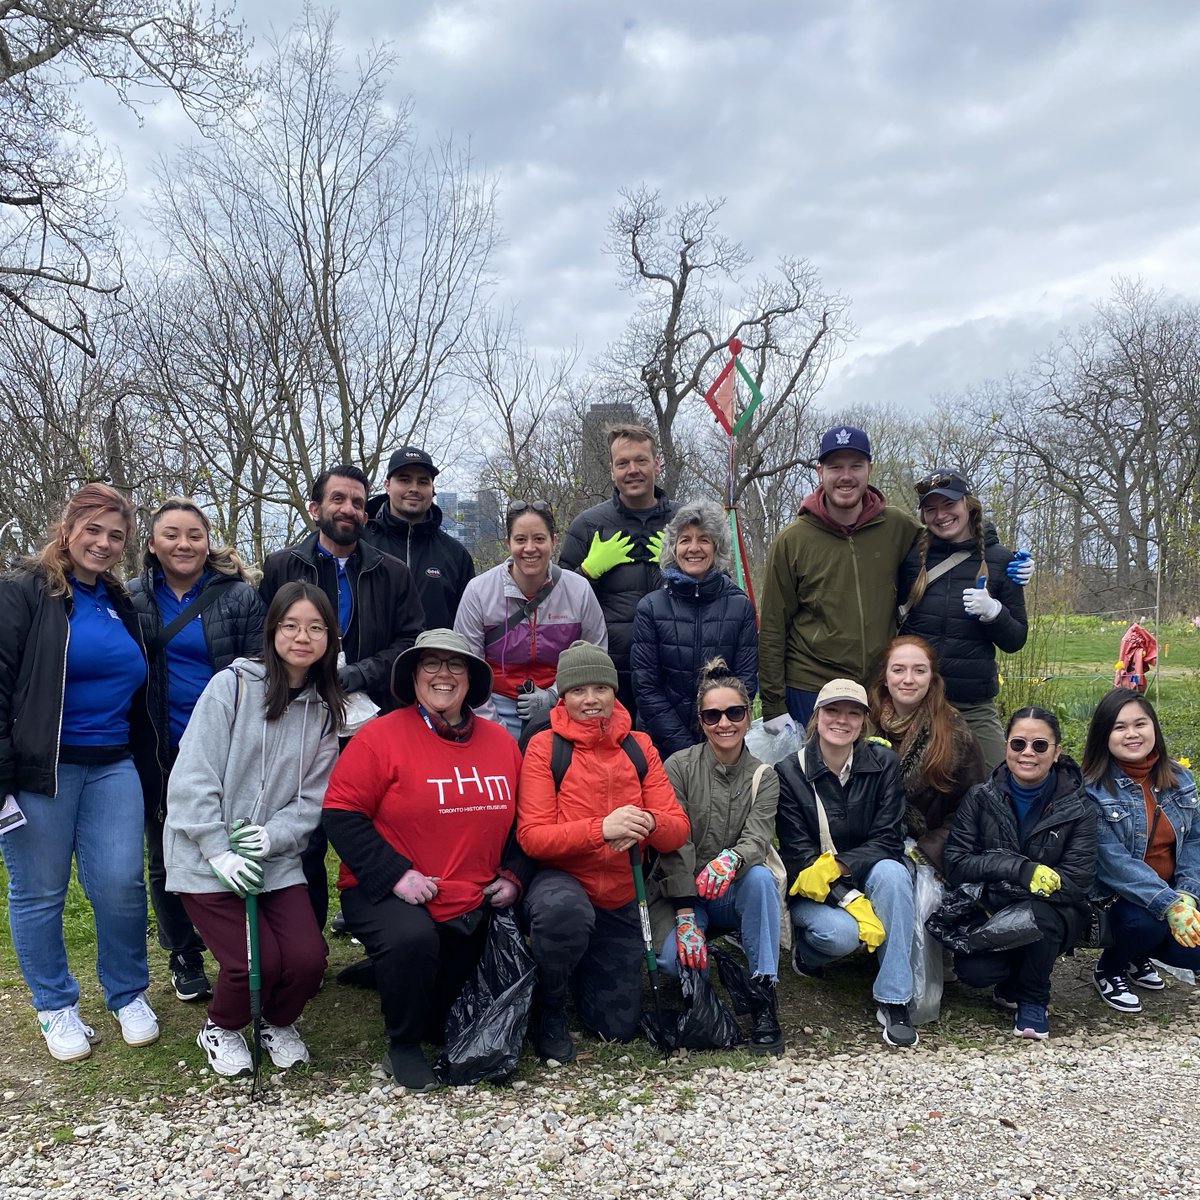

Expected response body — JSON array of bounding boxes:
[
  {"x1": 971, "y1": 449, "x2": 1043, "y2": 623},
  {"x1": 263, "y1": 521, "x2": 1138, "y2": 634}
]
[
  {"x1": 0, "y1": 567, "x2": 151, "y2": 799},
  {"x1": 559, "y1": 488, "x2": 678, "y2": 676},
  {"x1": 775, "y1": 739, "x2": 905, "y2": 892},
  {"x1": 630, "y1": 569, "x2": 758, "y2": 760},
  {"x1": 362, "y1": 496, "x2": 475, "y2": 630},
  {"x1": 259, "y1": 531, "x2": 423, "y2": 712},
  {"x1": 898, "y1": 525, "x2": 1027, "y2": 703},
  {"x1": 943, "y1": 759, "x2": 1096, "y2": 939},
  {"x1": 127, "y1": 569, "x2": 265, "y2": 815}
]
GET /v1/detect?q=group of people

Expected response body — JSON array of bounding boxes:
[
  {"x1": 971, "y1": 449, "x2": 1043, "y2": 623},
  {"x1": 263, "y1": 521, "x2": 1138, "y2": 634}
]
[{"x1": 1, "y1": 420, "x2": 1196, "y2": 1089}]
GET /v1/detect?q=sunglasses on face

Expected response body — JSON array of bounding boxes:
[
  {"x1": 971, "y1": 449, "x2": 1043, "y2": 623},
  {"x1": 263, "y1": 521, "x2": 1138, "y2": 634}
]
[
  {"x1": 915, "y1": 471, "x2": 971, "y2": 497},
  {"x1": 1008, "y1": 737, "x2": 1055, "y2": 754},
  {"x1": 507, "y1": 499, "x2": 552, "y2": 517},
  {"x1": 700, "y1": 705, "x2": 749, "y2": 726}
]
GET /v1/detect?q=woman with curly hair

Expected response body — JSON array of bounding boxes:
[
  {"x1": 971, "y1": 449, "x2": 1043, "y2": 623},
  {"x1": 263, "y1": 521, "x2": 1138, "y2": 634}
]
[{"x1": 868, "y1": 635, "x2": 986, "y2": 871}]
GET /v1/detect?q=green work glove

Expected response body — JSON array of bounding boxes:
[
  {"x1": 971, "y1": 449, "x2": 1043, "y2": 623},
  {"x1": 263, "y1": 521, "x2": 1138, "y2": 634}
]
[
  {"x1": 1028, "y1": 864, "x2": 1061, "y2": 897},
  {"x1": 580, "y1": 530, "x2": 635, "y2": 579},
  {"x1": 675, "y1": 910, "x2": 708, "y2": 970},
  {"x1": 229, "y1": 819, "x2": 271, "y2": 861},
  {"x1": 1166, "y1": 896, "x2": 1200, "y2": 948},
  {"x1": 841, "y1": 893, "x2": 885, "y2": 952},
  {"x1": 209, "y1": 850, "x2": 264, "y2": 898},
  {"x1": 646, "y1": 530, "x2": 665, "y2": 563},
  {"x1": 789, "y1": 852, "x2": 842, "y2": 901}
]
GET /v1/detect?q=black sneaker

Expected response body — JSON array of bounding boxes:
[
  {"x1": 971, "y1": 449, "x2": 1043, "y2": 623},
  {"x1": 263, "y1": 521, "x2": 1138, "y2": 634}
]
[
  {"x1": 172, "y1": 959, "x2": 213, "y2": 1003},
  {"x1": 533, "y1": 1008, "x2": 576, "y2": 1064},
  {"x1": 991, "y1": 983, "x2": 1019, "y2": 1011},
  {"x1": 330, "y1": 908, "x2": 349, "y2": 935},
  {"x1": 1127, "y1": 959, "x2": 1165, "y2": 990},
  {"x1": 1093, "y1": 969, "x2": 1142, "y2": 1013},
  {"x1": 790, "y1": 942, "x2": 826, "y2": 980},
  {"x1": 385, "y1": 1042, "x2": 439, "y2": 1092},
  {"x1": 876, "y1": 1003, "x2": 918, "y2": 1048}
]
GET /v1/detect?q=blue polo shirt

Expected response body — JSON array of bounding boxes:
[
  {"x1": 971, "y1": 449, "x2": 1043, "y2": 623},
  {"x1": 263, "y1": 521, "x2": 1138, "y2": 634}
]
[
  {"x1": 155, "y1": 572, "x2": 215, "y2": 747},
  {"x1": 61, "y1": 578, "x2": 146, "y2": 746},
  {"x1": 316, "y1": 543, "x2": 352, "y2": 635}
]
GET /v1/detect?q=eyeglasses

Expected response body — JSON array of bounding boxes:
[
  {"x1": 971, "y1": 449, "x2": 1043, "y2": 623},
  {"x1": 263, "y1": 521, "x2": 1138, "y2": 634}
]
[
  {"x1": 419, "y1": 656, "x2": 468, "y2": 675},
  {"x1": 700, "y1": 705, "x2": 749, "y2": 726},
  {"x1": 507, "y1": 499, "x2": 552, "y2": 517},
  {"x1": 278, "y1": 621, "x2": 328, "y2": 639},
  {"x1": 915, "y1": 470, "x2": 971, "y2": 497},
  {"x1": 1008, "y1": 737, "x2": 1055, "y2": 754}
]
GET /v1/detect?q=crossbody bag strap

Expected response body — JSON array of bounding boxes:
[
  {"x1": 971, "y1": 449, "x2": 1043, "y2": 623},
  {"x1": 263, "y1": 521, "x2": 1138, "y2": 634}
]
[
  {"x1": 798, "y1": 745, "x2": 838, "y2": 856},
  {"x1": 150, "y1": 584, "x2": 223, "y2": 654},
  {"x1": 483, "y1": 563, "x2": 561, "y2": 649},
  {"x1": 898, "y1": 549, "x2": 972, "y2": 623}
]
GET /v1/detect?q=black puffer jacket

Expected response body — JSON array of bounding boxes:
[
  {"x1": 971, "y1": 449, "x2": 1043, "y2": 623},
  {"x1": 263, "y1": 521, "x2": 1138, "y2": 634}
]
[
  {"x1": 943, "y1": 758, "x2": 1096, "y2": 941},
  {"x1": 0, "y1": 567, "x2": 150, "y2": 799},
  {"x1": 259, "y1": 531, "x2": 424, "y2": 712},
  {"x1": 898, "y1": 525, "x2": 1027, "y2": 703},
  {"x1": 362, "y1": 496, "x2": 475, "y2": 630},
  {"x1": 775, "y1": 739, "x2": 905, "y2": 891},
  {"x1": 559, "y1": 487, "x2": 678, "y2": 676},
  {"x1": 127, "y1": 569, "x2": 265, "y2": 814},
  {"x1": 629, "y1": 568, "x2": 758, "y2": 760}
]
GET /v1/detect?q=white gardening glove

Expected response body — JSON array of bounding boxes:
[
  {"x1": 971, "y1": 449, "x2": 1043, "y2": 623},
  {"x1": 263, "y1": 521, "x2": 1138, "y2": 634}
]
[
  {"x1": 963, "y1": 587, "x2": 1002, "y2": 622},
  {"x1": 229, "y1": 821, "x2": 271, "y2": 861},
  {"x1": 209, "y1": 850, "x2": 264, "y2": 898},
  {"x1": 763, "y1": 714, "x2": 795, "y2": 736}
]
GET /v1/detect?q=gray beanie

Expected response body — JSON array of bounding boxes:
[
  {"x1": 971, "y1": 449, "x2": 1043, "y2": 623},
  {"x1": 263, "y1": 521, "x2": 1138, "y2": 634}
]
[{"x1": 555, "y1": 640, "x2": 618, "y2": 695}]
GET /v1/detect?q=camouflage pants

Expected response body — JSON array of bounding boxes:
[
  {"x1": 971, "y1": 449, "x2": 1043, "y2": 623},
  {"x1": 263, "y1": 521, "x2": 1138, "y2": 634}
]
[{"x1": 521, "y1": 869, "x2": 643, "y2": 1042}]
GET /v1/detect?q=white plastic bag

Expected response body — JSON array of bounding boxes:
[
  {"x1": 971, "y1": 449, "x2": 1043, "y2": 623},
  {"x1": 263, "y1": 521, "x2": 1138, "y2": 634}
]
[
  {"x1": 908, "y1": 858, "x2": 945, "y2": 1025},
  {"x1": 744, "y1": 717, "x2": 802, "y2": 767},
  {"x1": 337, "y1": 652, "x2": 380, "y2": 736}
]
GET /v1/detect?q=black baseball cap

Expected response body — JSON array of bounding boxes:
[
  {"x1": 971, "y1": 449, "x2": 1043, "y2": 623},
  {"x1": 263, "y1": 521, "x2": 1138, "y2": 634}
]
[
  {"x1": 915, "y1": 468, "x2": 973, "y2": 504},
  {"x1": 818, "y1": 425, "x2": 872, "y2": 462},
  {"x1": 386, "y1": 446, "x2": 439, "y2": 478}
]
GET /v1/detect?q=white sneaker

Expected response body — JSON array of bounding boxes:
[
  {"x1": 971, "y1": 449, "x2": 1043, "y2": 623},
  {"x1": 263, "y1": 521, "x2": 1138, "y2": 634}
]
[
  {"x1": 112, "y1": 993, "x2": 160, "y2": 1046},
  {"x1": 197, "y1": 1020, "x2": 253, "y2": 1077},
  {"x1": 70, "y1": 1002, "x2": 102, "y2": 1045},
  {"x1": 260, "y1": 1022, "x2": 310, "y2": 1068},
  {"x1": 37, "y1": 1006, "x2": 93, "y2": 1062}
]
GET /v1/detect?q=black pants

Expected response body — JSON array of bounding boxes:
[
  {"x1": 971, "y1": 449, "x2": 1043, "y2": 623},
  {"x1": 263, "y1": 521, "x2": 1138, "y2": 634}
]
[
  {"x1": 145, "y1": 779, "x2": 206, "y2": 968},
  {"x1": 521, "y1": 868, "x2": 644, "y2": 1042},
  {"x1": 954, "y1": 900, "x2": 1071, "y2": 1006},
  {"x1": 1098, "y1": 896, "x2": 1200, "y2": 975},
  {"x1": 301, "y1": 824, "x2": 331, "y2": 932},
  {"x1": 340, "y1": 887, "x2": 487, "y2": 1044}
]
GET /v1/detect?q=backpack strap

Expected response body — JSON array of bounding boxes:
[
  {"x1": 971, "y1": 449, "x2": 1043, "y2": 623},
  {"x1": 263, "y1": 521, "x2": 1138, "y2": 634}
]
[
  {"x1": 898, "y1": 549, "x2": 972, "y2": 624},
  {"x1": 149, "y1": 584, "x2": 223, "y2": 654},
  {"x1": 619, "y1": 733, "x2": 648, "y2": 781},
  {"x1": 549, "y1": 730, "x2": 648, "y2": 791}
]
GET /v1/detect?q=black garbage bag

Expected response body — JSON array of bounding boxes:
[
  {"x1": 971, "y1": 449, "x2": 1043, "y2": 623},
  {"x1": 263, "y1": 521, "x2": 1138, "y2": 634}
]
[
  {"x1": 712, "y1": 946, "x2": 754, "y2": 1016},
  {"x1": 641, "y1": 964, "x2": 746, "y2": 1051},
  {"x1": 925, "y1": 883, "x2": 985, "y2": 954},
  {"x1": 966, "y1": 901, "x2": 1043, "y2": 953},
  {"x1": 927, "y1": 885, "x2": 1044, "y2": 955},
  {"x1": 434, "y1": 910, "x2": 535, "y2": 1085}
]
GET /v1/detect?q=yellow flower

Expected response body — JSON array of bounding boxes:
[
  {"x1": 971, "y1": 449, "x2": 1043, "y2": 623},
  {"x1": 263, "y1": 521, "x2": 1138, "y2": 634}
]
[{"x1": 1179, "y1": 757, "x2": 1192, "y2": 769}]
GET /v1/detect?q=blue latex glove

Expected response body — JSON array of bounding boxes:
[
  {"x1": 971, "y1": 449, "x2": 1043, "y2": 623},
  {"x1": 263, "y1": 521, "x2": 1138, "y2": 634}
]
[{"x1": 1006, "y1": 550, "x2": 1034, "y2": 586}]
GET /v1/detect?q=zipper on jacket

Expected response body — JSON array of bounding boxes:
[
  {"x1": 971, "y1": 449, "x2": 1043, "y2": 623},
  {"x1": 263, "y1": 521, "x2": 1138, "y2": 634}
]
[{"x1": 847, "y1": 535, "x2": 867, "y2": 678}]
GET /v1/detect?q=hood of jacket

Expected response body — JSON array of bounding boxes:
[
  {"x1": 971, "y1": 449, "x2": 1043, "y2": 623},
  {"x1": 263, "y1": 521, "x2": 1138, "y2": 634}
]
[
  {"x1": 985, "y1": 754, "x2": 1087, "y2": 816},
  {"x1": 549, "y1": 696, "x2": 634, "y2": 749},
  {"x1": 661, "y1": 565, "x2": 739, "y2": 602},
  {"x1": 799, "y1": 484, "x2": 888, "y2": 534}
]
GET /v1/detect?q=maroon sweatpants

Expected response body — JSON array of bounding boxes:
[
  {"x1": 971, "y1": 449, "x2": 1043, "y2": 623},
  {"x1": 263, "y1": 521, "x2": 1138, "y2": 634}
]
[{"x1": 181, "y1": 885, "x2": 327, "y2": 1030}]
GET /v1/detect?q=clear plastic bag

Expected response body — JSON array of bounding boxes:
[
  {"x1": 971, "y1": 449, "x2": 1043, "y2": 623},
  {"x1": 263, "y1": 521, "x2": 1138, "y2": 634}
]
[
  {"x1": 744, "y1": 717, "x2": 802, "y2": 767},
  {"x1": 908, "y1": 861, "x2": 945, "y2": 1025}
]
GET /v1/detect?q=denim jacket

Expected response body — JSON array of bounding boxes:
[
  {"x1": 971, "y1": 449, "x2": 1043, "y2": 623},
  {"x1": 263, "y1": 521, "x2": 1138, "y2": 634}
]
[{"x1": 1085, "y1": 764, "x2": 1200, "y2": 918}]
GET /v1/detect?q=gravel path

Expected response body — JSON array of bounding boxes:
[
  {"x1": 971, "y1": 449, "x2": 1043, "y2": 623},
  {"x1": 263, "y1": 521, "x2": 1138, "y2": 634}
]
[{"x1": 3, "y1": 1014, "x2": 1197, "y2": 1200}]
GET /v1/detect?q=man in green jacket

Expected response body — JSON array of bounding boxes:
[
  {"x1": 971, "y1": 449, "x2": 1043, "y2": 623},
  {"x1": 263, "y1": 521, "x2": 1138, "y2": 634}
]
[{"x1": 759, "y1": 426, "x2": 920, "y2": 729}]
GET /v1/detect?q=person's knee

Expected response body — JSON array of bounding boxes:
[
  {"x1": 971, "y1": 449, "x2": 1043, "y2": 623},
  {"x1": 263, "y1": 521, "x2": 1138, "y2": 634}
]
[
  {"x1": 525, "y1": 875, "x2": 595, "y2": 951},
  {"x1": 740, "y1": 864, "x2": 777, "y2": 901},
  {"x1": 794, "y1": 918, "x2": 859, "y2": 960},
  {"x1": 954, "y1": 953, "x2": 1006, "y2": 989},
  {"x1": 865, "y1": 858, "x2": 910, "y2": 898}
]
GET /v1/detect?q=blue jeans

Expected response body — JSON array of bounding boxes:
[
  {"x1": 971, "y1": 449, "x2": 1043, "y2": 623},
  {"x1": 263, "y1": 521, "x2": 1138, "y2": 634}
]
[
  {"x1": 490, "y1": 693, "x2": 523, "y2": 740},
  {"x1": 789, "y1": 858, "x2": 915, "y2": 1005},
  {"x1": 786, "y1": 687, "x2": 818, "y2": 728},
  {"x1": 656, "y1": 864, "x2": 782, "y2": 981},
  {"x1": 1, "y1": 759, "x2": 149, "y2": 1012},
  {"x1": 1098, "y1": 896, "x2": 1200, "y2": 976}
]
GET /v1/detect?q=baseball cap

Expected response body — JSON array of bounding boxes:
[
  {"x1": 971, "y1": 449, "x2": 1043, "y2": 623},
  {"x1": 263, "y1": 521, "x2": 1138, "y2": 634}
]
[
  {"x1": 914, "y1": 468, "x2": 973, "y2": 504},
  {"x1": 814, "y1": 678, "x2": 869, "y2": 710},
  {"x1": 386, "y1": 446, "x2": 439, "y2": 478},
  {"x1": 818, "y1": 426, "x2": 871, "y2": 462}
]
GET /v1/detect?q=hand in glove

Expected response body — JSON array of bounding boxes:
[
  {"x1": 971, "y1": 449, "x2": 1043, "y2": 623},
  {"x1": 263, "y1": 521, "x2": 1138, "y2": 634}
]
[
  {"x1": 229, "y1": 819, "x2": 271, "y2": 861},
  {"x1": 393, "y1": 868, "x2": 439, "y2": 905},
  {"x1": 696, "y1": 849, "x2": 739, "y2": 900},
  {"x1": 841, "y1": 893, "x2": 885, "y2": 951},
  {"x1": 674, "y1": 910, "x2": 708, "y2": 970},
  {"x1": 1028, "y1": 864, "x2": 1061, "y2": 896},
  {"x1": 963, "y1": 586, "x2": 1002, "y2": 622},
  {"x1": 1166, "y1": 895, "x2": 1200, "y2": 947},
  {"x1": 516, "y1": 684, "x2": 555, "y2": 722},
  {"x1": 789, "y1": 852, "x2": 843, "y2": 901},
  {"x1": 482, "y1": 876, "x2": 520, "y2": 908},
  {"x1": 209, "y1": 850, "x2": 264, "y2": 898},
  {"x1": 646, "y1": 530, "x2": 665, "y2": 563},
  {"x1": 1006, "y1": 550, "x2": 1034, "y2": 586},
  {"x1": 763, "y1": 714, "x2": 795, "y2": 736},
  {"x1": 580, "y1": 530, "x2": 635, "y2": 579}
]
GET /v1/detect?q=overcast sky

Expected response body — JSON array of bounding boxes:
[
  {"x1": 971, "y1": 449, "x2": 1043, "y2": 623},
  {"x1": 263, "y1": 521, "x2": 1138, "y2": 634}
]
[{"x1": 107, "y1": 1, "x2": 1200, "y2": 415}]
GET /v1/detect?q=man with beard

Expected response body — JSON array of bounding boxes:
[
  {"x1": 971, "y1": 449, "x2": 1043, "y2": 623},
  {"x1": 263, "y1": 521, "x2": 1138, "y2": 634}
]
[{"x1": 260, "y1": 465, "x2": 424, "y2": 928}]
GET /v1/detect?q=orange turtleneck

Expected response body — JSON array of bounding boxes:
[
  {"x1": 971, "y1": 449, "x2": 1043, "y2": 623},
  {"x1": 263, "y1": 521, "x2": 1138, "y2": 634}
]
[{"x1": 1121, "y1": 754, "x2": 1176, "y2": 882}]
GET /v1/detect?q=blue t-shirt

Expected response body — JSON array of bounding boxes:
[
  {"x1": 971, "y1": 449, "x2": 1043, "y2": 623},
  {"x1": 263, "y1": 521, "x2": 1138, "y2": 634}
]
[
  {"x1": 316, "y1": 543, "x2": 352, "y2": 635},
  {"x1": 61, "y1": 578, "x2": 147, "y2": 746},
  {"x1": 156, "y1": 572, "x2": 215, "y2": 747}
]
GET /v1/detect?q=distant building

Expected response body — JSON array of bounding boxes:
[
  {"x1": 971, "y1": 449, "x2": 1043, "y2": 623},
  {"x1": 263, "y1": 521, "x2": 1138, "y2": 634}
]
[{"x1": 581, "y1": 401, "x2": 640, "y2": 503}]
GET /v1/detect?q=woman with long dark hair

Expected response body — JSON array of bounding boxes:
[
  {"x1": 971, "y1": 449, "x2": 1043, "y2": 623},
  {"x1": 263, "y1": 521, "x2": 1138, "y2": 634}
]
[
  {"x1": 1081, "y1": 688, "x2": 1200, "y2": 1014},
  {"x1": 128, "y1": 496, "x2": 265, "y2": 1005},
  {"x1": 0, "y1": 483, "x2": 157, "y2": 1061},
  {"x1": 944, "y1": 706, "x2": 1096, "y2": 1040},
  {"x1": 165, "y1": 582, "x2": 344, "y2": 1077},
  {"x1": 868, "y1": 634, "x2": 986, "y2": 871}
]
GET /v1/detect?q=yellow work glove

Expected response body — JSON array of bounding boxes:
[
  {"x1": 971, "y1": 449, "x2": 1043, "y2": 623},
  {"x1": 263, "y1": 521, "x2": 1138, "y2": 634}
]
[
  {"x1": 646, "y1": 530, "x2": 665, "y2": 562},
  {"x1": 1166, "y1": 896, "x2": 1200, "y2": 948},
  {"x1": 580, "y1": 530, "x2": 635, "y2": 579},
  {"x1": 842, "y1": 893, "x2": 886, "y2": 952},
  {"x1": 789, "y1": 852, "x2": 842, "y2": 901},
  {"x1": 1028, "y1": 864, "x2": 1061, "y2": 897}
]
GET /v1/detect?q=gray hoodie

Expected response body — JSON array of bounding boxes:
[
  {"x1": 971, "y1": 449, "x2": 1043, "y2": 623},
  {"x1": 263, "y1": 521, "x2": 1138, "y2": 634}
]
[{"x1": 164, "y1": 658, "x2": 339, "y2": 895}]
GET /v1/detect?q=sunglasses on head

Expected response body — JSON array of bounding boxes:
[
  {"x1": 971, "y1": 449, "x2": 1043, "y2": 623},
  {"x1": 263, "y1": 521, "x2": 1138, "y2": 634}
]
[
  {"x1": 915, "y1": 471, "x2": 971, "y2": 497},
  {"x1": 507, "y1": 499, "x2": 552, "y2": 517},
  {"x1": 700, "y1": 704, "x2": 749, "y2": 726},
  {"x1": 1008, "y1": 737, "x2": 1055, "y2": 754}
]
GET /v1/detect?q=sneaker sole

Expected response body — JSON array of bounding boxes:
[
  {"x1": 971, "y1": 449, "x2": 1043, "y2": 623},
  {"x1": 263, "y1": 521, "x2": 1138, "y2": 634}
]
[
  {"x1": 120, "y1": 1027, "x2": 162, "y2": 1047},
  {"x1": 1128, "y1": 975, "x2": 1166, "y2": 991},
  {"x1": 992, "y1": 995, "x2": 1018, "y2": 1012},
  {"x1": 876, "y1": 1009, "x2": 919, "y2": 1048},
  {"x1": 43, "y1": 1039, "x2": 93, "y2": 1063},
  {"x1": 174, "y1": 985, "x2": 213, "y2": 1002},
  {"x1": 1013, "y1": 1026, "x2": 1050, "y2": 1041},
  {"x1": 197, "y1": 1031, "x2": 253, "y2": 1077},
  {"x1": 1092, "y1": 977, "x2": 1142, "y2": 1014}
]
